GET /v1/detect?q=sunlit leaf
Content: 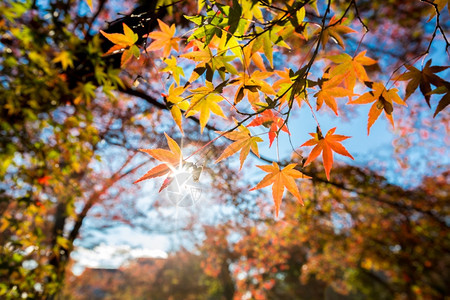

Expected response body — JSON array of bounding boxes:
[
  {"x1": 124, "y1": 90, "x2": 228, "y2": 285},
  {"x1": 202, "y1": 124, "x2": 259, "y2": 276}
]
[
  {"x1": 146, "y1": 19, "x2": 181, "y2": 58},
  {"x1": 349, "y1": 82, "x2": 406, "y2": 134},
  {"x1": 301, "y1": 127, "x2": 354, "y2": 180},
  {"x1": 215, "y1": 124, "x2": 263, "y2": 169},
  {"x1": 250, "y1": 162, "x2": 310, "y2": 217}
]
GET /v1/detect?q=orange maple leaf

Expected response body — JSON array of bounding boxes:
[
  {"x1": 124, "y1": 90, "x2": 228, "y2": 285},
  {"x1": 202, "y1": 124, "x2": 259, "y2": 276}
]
[
  {"x1": 316, "y1": 16, "x2": 356, "y2": 49},
  {"x1": 247, "y1": 110, "x2": 290, "y2": 147},
  {"x1": 301, "y1": 127, "x2": 354, "y2": 181},
  {"x1": 328, "y1": 50, "x2": 377, "y2": 90},
  {"x1": 100, "y1": 23, "x2": 139, "y2": 66},
  {"x1": 146, "y1": 19, "x2": 181, "y2": 58},
  {"x1": 215, "y1": 125, "x2": 263, "y2": 170},
  {"x1": 314, "y1": 76, "x2": 354, "y2": 115},
  {"x1": 250, "y1": 162, "x2": 310, "y2": 217},
  {"x1": 134, "y1": 133, "x2": 182, "y2": 184},
  {"x1": 348, "y1": 82, "x2": 406, "y2": 134}
]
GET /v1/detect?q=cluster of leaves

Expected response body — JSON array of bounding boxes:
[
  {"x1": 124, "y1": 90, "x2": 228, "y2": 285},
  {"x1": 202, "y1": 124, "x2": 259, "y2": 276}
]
[{"x1": 122, "y1": 0, "x2": 449, "y2": 216}]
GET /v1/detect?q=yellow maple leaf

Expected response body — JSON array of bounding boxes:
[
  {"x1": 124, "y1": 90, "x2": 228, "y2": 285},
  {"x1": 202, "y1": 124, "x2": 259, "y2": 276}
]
[
  {"x1": 52, "y1": 51, "x2": 74, "y2": 70},
  {"x1": 164, "y1": 84, "x2": 189, "y2": 134},
  {"x1": 230, "y1": 71, "x2": 275, "y2": 104},
  {"x1": 273, "y1": 68, "x2": 306, "y2": 106},
  {"x1": 162, "y1": 57, "x2": 184, "y2": 85},
  {"x1": 185, "y1": 82, "x2": 227, "y2": 133}
]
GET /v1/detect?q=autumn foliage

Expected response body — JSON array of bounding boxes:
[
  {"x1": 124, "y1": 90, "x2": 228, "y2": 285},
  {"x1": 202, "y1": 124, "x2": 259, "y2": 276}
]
[
  {"x1": 1, "y1": 0, "x2": 449, "y2": 299},
  {"x1": 127, "y1": 0, "x2": 449, "y2": 217}
]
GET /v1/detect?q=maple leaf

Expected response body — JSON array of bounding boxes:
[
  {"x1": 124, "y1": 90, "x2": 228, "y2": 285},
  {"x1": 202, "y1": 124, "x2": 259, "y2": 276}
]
[
  {"x1": 134, "y1": 133, "x2": 182, "y2": 184},
  {"x1": 215, "y1": 124, "x2": 263, "y2": 170},
  {"x1": 250, "y1": 162, "x2": 310, "y2": 217},
  {"x1": 241, "y1": 0, "x2": 264, "y2": 23},
  {"x1": 328, "y1": 50, "x2": 377, "y2": 90},
  {"x1": 395, "y1": 59, "x2": 448, "y2": 105},
  {"x1": 229, "y1": 71, "x2": 275, "y2": 104},
  {"x1": 164, "y1": 84, "x2": 189, "y2": 134},
  {"x1": 429, "y1": 83, "x2": 450, "y2": 117},
  {"x1": 185, "y1": 82, "x2": 227, "y2": 133},
  {"x1": 101, "y1": 23, "x2": 138, "y2": 47},
  {"x1": 100, "y1": 23, "x2": 139, "y2": 66},
  {"x1": 198, "y1": 0, "x2": 206, "y2": 13},
  {"x1": 247, "y1": 110, "x2": 290, "y2": 147},
  {"x1": 273, "y1": 68, "x2": 306, "y2": 106},
  {"x1": 181, "y1": 46, "x2": 238, "y2": 83},
  {"x1": 316, "y1": 16, "x2": 356, "y2": 49},
  {"x1": 255, "y1": 27, "x2": 274, "y2": 68},
  {"x1": 349, "y1": 82, "x2": 407, "y2": 134},
  {"x1": 425, "y1": 0, "x2": 450, "y2": 21},
  {"x1": 218, "y1": 29, "x2": 243, "y2": 60},
  {"x1": 314, "y1": 76, "x2": 354, "y2": 115},
  {"x1": 146, "y1": 19, "x2": 181, "y2": 58},
  {"x1": 243, "y1": 40, "x2": 267, "y2": 71},
  {"x1": 161, "y1": 57, "x2": 185, "y2": 86},
  {"x1": 301, "y1": 127, "x2": 354, "y2": 181},
  {"x1": 180, "y1": 46, "x2": 213, "y2": 84}
]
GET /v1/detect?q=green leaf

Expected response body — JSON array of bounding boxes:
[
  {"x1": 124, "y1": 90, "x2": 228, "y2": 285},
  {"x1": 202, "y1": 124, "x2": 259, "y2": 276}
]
[
  {"x1": 130, "y1": 45, "x2": 140, "y2": 58},
  {"x1": 262, "y1": 30, "x2": 273, "y2": 68},
  {"x1": 184, "y1": 15, "x2": 204, "y2": 26},
  {"x1": 227, "y1": 0, "x2": 242, "y2": 39}
]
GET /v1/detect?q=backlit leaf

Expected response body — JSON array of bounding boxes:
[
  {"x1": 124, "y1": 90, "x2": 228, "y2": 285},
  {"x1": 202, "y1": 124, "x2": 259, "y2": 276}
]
[
  {"x1": 349, "y1": 82, "x2": 406, "y2": 134},
  {"x1": 247, "y1": 110, "x2": 290, "y2": 147},
  {"x1": 250, "y1": 162, "x2": 310, "y2": 217},
  {"x1": 185, "y1": 82, "x2": 227, "y2": 133},
  {"x1": 215, "y1": 124, "x2": 263, "y2": 169},
  {"x1": 146, "y1": 19, "x2": 181, "y2": 58},
  {"x1": 301, "y1": 127, "x2": 354, "y2": 180},
  {"x1": 134, "y1": 133, "x2": 182, "y2": 184}
]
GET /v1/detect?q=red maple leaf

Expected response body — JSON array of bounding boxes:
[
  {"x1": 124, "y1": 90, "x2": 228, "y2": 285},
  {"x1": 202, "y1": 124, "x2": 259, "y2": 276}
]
[{"x1": 247, "y1": 110, "x2": 290, "y2": 147}]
